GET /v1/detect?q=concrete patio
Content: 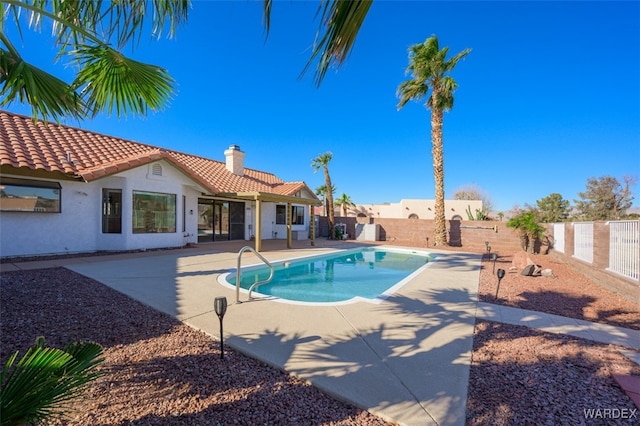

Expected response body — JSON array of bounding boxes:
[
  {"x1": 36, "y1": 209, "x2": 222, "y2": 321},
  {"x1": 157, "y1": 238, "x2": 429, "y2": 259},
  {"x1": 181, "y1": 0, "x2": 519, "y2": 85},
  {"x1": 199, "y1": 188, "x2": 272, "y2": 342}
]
[{"x1": 3, "y1": 240, "x2": 638, "y2": 425}]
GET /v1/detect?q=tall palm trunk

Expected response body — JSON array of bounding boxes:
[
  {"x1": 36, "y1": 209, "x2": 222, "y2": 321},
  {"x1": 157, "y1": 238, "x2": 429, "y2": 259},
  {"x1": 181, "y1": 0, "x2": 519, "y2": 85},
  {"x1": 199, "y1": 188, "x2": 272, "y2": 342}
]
[
  {"x1": 324, "y1": 167, "x2": 335, "y2": 239},
  {"x1": 431, "y1": 100, "x2": 448, "y2": 246}
]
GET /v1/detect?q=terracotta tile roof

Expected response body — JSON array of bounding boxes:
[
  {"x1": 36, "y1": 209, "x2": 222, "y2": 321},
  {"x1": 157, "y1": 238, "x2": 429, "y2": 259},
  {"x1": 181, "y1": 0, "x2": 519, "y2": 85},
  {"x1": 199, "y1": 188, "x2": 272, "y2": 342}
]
[{"x1": 0, "y1": 111, "x2": 318, "y2": 200}]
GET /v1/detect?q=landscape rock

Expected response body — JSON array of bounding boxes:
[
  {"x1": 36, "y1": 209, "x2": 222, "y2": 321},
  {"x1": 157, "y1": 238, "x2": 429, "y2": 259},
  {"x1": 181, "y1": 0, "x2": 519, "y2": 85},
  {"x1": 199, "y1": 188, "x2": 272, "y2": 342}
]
[{"x1": 510, "y1": 251, "x2": 535, "y2": 271}]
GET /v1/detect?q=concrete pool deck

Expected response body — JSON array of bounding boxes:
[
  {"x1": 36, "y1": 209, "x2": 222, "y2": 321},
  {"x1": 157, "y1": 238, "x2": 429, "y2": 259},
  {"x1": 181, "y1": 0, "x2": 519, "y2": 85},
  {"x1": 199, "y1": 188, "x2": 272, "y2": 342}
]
[{"x1": 3, "y1": 240, "x2": 639, "y2": 425}]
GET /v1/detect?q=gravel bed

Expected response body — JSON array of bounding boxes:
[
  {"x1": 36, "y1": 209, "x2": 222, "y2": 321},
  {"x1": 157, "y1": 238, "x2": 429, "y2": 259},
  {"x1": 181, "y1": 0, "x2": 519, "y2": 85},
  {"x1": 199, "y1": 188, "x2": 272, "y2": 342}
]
[
  {"x1": 470, "y1": 252, "x2": 640, "y2": 425},
  {"x1": 1, "y1": 250, "x2": 639, "y2": 425}
]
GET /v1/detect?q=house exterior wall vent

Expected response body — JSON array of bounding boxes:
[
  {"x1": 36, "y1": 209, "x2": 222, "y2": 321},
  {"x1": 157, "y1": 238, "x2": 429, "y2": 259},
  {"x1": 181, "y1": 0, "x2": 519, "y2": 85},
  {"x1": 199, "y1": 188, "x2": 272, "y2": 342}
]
[{"x1": 224, "y1": 145, "x2": 245, "y2": 176}]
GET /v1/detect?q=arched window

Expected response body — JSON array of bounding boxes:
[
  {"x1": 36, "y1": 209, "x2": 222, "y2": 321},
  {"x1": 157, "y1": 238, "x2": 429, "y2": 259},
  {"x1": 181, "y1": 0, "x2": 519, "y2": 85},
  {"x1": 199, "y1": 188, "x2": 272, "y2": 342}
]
[
  {"x1": 408, "y1": 213, "x2": 419, "y2": 220},
  {"x1": 451, "y1": 215, "x2": 463, "y2": 221},
  {"x1": 356, "y1": 213, "x2": 368, "y2": 224}
]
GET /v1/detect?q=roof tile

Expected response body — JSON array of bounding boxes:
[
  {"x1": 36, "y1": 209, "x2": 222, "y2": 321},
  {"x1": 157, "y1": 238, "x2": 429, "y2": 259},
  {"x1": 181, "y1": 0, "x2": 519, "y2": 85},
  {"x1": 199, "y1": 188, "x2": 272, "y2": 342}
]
[{"x1": 1, "y1": 111, "x2": 318, "y2": 201}]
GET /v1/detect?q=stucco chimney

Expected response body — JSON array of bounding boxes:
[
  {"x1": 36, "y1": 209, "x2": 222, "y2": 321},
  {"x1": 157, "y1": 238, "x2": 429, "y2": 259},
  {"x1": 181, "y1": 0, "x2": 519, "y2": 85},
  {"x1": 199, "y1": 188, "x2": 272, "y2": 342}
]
[{"x1": 224, "y1": 144, "x2": 245, "y2": 176}]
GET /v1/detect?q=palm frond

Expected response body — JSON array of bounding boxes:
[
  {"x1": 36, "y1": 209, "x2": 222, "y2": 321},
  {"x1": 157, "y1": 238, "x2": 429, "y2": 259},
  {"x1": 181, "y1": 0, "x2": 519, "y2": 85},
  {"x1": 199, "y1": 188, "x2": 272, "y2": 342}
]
[
  {"x1": 311, "y1": 151, "x2": 333, "y2": 171},
  {"x1": 397, "y1": 35, "x2": 470, "y2": 111},
  {"x1": 396, "y1": 79, "x2": 428, "y2": 110},
  {"x1": 303, "y1": 0, "x2": 372, "y2": 87},
  {"x1": 0, "y1": 337, "x2": 104, "y2": 426},
  {"x1": 0, "y1": 43, "x2": 86, "y2": 121},
  {"x1": 72, "y1": 45, "x2": 175, "y2": 117},
  {"x1": 263, "y1": 0, "x2": 273, "y2": 37}
]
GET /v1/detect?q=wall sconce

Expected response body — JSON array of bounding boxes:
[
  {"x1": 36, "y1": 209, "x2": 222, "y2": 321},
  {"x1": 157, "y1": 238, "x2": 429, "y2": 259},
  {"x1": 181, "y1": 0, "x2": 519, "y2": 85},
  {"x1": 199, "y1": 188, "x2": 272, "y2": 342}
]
[{"x1": 451, "y1": 208, "x2": 455, "y2": 211}]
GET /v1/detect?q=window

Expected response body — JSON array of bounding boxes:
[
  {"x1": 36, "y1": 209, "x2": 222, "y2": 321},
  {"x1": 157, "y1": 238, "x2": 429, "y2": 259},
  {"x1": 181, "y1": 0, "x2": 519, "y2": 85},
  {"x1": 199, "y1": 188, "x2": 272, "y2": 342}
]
[
  {"x1": 276, "y1": 205, "x2": 304, "y2": 225},
  {"x1": 102, "y1": 189, "x2": 122, "y2": 233},
  {"x1": 132, "y1": 191, "x2": 176, "y2": 233},
  {"x1": 0, "y1": 177, "x2": 61, "y2": 213},
  {"x1": 182, "y1": 195, "x2": 186, "y2": 232},
  {"x1": 276, "y1": 205, "x2": 286, "y2": 224},
  {"x1": 292, "y1": 206, "x2": 305, "y2": 225}
]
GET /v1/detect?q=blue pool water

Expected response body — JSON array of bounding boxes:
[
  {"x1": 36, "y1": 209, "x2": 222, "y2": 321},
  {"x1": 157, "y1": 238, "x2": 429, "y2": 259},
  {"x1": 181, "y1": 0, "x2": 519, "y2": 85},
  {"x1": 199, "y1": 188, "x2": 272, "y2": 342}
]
[{"x1": 223, "y1": 248, "x2": 433, "y2": 304}]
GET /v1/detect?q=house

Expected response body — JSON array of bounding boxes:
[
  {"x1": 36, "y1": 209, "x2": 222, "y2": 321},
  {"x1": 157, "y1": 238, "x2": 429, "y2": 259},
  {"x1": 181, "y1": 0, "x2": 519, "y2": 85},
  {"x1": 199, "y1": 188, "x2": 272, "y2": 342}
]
[
  {"x1": 0, "y1": 111, "x2": 320, "y2": 258},
  {"x1": 334, "y1": 199, "x2": 484, "y2": 221}
]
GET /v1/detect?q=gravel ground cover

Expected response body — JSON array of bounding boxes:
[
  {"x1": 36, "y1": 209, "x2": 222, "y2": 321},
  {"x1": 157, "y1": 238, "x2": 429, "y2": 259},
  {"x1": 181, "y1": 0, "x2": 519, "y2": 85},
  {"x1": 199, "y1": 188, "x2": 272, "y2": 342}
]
[{"x1": 1, "y1": 250, "x2": 638, "y2": 425}]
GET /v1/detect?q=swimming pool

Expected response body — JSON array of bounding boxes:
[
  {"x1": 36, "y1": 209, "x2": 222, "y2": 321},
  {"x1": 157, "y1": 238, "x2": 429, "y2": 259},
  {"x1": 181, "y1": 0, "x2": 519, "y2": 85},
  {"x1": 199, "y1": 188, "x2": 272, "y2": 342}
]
[{"x1": 219, "y1": 247, "x2": 434, "y2": 304}]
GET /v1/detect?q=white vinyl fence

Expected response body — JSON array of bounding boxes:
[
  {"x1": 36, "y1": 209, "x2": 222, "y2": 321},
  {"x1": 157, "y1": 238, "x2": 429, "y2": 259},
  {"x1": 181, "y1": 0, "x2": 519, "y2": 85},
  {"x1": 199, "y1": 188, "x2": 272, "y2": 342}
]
[
  {"x1": 553, "y1": 223, "x2": 565, "y2": 253},
  {"x1": 573, "y1": 222, "x2": 594, "y2": 264},
  {"x1": 608, "y1": 221, "x2": 639, "y2": 281}
]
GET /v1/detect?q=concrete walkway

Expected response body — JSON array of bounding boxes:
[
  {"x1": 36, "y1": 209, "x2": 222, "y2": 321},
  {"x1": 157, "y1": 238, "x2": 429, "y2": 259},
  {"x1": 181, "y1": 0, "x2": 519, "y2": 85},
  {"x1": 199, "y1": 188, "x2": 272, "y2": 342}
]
[{"x1": 2, "y1": 241, "x2": 638, "y2": 425}]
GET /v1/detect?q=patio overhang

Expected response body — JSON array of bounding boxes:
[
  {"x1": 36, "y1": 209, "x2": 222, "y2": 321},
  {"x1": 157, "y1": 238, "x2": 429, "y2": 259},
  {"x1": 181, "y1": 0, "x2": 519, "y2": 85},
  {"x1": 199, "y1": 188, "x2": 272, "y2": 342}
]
[{"x1": 217, "y1": 192, "x2": 322, "y2": 251}]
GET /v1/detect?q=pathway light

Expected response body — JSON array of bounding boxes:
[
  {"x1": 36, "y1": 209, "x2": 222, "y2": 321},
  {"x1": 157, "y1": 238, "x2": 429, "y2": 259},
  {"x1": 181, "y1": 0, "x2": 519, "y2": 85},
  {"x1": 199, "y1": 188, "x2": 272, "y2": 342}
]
[
  {"x1": 495, "y1": 269, "x2": 506, "y2": 299},
  {"x1": 214, "y1": 297, "x2": 228, "y2": 359}
]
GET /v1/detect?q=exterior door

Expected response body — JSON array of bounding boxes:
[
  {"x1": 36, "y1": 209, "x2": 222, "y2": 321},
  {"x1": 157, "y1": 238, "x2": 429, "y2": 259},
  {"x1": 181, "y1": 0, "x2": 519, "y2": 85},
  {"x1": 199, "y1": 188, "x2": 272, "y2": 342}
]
[
  {"x1": 197, "y1": 199, "x2": 214, "y2": 242},
  {"x1": 198, "y1": 199, "x2": 245, "y2": 242},
  {"x1": 215, "y1": 202, "x2": 229, "y2": 240}
]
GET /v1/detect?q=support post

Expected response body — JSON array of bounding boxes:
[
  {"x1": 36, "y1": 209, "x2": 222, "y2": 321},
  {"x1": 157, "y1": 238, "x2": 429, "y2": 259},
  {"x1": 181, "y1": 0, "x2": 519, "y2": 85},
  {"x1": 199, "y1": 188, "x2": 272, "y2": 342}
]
[
  {"x1": 286, "y1": 202, "x2": 292, "y2": 249},
  {"x1": 255, "y1": 198, "x2": 262, "y2": 252}
]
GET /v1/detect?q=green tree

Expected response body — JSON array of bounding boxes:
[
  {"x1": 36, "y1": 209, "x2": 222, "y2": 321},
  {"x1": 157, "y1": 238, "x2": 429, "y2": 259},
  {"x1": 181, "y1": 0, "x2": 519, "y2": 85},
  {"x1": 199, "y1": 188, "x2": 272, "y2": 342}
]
[
  {"x1": 397, "y1": 35, "x2": 471, "y2": 246},
  {"x1": 507, "y1": 211, "x2": 544, "y2": 253},
  {"x1": 574, "y1": 176, "x2": 635, "y2": 220},
  {"x1": 1, "y1": 0, "x2": 373, "y2": 121},
  {"x1": 536, "y1": 193, "x2": 570, "y2": 223},
  {"x1": 335, "y1": 193, "x2": 355, "y2": 216},
  {"x1": 312, "y1": 152, "x2": 335, "y2": 239}
]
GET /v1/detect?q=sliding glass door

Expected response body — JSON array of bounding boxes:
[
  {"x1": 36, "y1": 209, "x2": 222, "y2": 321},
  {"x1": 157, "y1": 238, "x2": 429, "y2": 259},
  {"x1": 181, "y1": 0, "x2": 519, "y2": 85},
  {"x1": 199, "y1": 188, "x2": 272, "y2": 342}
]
[{"x1": 198, "y1": 199, "x2": 244, "y2": 242}]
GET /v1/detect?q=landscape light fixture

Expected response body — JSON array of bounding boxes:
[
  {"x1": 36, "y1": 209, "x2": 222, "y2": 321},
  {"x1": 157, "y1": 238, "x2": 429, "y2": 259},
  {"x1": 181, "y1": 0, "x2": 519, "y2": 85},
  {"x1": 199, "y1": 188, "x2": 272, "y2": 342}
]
[
  {"x1": 495, "y1": 269, "x2": 506, "y2": 299},
  {"x1": 492, "y1": 253, "x2": 498, "y2": 274},
  {"x1": 487, "y1": 245, "x2": 491, "y2": 254},
  {"x1": 214, "y1": 297, "x2": 228, "y2": 359},
  {"x1": 485, "y1": 241, "x2": 490, "y2": 251}
]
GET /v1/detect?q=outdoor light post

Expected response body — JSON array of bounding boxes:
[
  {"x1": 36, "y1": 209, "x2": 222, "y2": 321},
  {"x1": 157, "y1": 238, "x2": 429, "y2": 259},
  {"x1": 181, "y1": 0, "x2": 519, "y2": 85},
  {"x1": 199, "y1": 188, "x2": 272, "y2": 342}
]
[
  {"x1": 495, "y1": 269, "x2": 506, "y2": 299},
  {"x1": 492, "y1": 253, "x2": 498, "y2": 274},
  {"x1": 485, "y1": 241, "x2": 489, "y2": 252},
  {"x1": 214, "y1": 297, "x2": 228, "y2": 360}
]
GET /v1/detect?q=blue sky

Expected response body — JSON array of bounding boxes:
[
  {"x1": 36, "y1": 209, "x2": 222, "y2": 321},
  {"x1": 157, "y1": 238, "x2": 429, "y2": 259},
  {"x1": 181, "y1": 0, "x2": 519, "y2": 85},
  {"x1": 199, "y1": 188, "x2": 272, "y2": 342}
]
[{"x1": 4, "y1": 1, "x2": 639, "y2": 213}]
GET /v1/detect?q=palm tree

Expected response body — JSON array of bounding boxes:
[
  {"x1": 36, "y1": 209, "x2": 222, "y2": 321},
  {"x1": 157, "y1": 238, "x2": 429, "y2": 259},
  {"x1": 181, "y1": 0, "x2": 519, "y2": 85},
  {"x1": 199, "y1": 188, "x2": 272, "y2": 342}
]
[
  {"x1": 315, "y1": 185, "x2": 329, "y2": 217},
  {"x1": 0, "y1": 337, "x2": 104, "y2": 426},
  {"x1": 2, "y1": 0, "x2": 372, "y2": 121},
  {"x1": 312, "y1": 152, "x2": 335, "y2": 239},
  {"x1": 335, "y1": 193, "x2": 355, "y2": 217},
  {"x1": 397, "y1": 35, "x2": 471, "y2": 246},
  {"x1": 315, "y1": 184, "x2": 337, "y2": 217}
]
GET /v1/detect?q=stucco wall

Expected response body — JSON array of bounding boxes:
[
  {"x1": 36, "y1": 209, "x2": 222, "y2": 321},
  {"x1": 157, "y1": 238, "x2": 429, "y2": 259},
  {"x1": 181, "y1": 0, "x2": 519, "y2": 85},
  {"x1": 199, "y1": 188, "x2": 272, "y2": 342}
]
[
  {"x1": 260, "y1": 203, "x2": 310, "y2": 240},
  {"x1": 1, "y1": 160, "x2": 205, "y2": 258},
  {"x1": 353, "y1": 199, "x2": 483, "y2": 220},
  {"x1": 1, "y1": 178, "x2": 101, "y2": 257}
]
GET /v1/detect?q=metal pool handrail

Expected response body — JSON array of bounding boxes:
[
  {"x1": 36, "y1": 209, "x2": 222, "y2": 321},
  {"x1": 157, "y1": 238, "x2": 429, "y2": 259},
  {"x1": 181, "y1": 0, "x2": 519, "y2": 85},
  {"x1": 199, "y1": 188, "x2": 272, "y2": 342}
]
[{"x1": 236, "y1": 246, "x2": 274, "y2": 303}]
